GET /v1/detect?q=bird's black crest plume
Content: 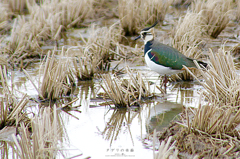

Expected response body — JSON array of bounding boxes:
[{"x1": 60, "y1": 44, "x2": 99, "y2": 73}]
[
  {"x1": 134, "y1": 20, "x2": 159, "y2": 40},
  {"x1": 141, "y1": 20, "x2": 159, "y2": 31}
]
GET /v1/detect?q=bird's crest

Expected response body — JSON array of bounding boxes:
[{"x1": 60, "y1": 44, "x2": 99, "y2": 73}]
[{"x1": 135, "y1": 21, "x2": 159, "y2": 44}]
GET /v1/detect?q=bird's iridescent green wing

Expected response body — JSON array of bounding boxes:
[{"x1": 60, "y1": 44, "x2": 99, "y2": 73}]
[{"x1": 148, "y1": 43, "x2": 196, "y2": 70}]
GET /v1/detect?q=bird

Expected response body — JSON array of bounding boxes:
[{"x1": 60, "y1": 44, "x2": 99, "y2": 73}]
[{"x1": 134, "y1": 21, "x2": 207, "y2": 93}]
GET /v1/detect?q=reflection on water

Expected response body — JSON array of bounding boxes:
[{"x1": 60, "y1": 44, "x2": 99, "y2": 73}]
[
  {"x1": 4, "y1": 64, "x2": 203, "y2": 159},
  {"x1": 101, "y1": 108, "x2": 140, "y2": 146},
  {"x1": 146, "y1": 101, "x2": 182, "y2": 133}
]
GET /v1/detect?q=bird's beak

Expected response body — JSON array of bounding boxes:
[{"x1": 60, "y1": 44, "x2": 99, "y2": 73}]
[{"x1": 134, "y1": 35, "x2": 141, "y2": 40}]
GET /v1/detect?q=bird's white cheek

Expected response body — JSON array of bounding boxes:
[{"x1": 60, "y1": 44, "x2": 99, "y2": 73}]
[{"x1": 144, "y1": 35, "x2": 153, "y2": 44}]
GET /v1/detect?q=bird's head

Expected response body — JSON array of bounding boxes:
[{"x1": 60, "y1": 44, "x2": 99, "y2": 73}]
[{"x1": 135, "y1": 21, "x2": 158, "y2": 44}]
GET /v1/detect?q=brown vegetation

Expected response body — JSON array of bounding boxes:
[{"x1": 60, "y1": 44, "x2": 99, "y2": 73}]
[
  {"x1": 171, "y1": 10, "x2": 206, "y2": 80},
  {"x1": 1, "y1": 0, "x2": 96, "y2": 68},
  {"x1": 184, "y1": 47, "x2": 240, "y2": 106},
  {"x1": 118, "y1": 0, "x2": 171, "y2": 35},
  {"x1": 13, "y1": 105, "x2": 65, "y2": 159},
  {"x1": 101, "y1": 67, "x2": 153, "y2": 108},
  {"x1": 156, "y1": 45, "x2": 240, "y2": 157},
  {"x1": 2, "y1": 0, "x2": 27, "y2": 14},
  {"x1": 102, "y1": 108, "x2": 139, "y2": 146},
  {"x1": 0, "y1": 0, "x2": 240, "y2": 158},
  {"x1": 24, "y1": 48, "x2": 75, "y2": 101},
  {"x1": 191, "y1": 0, "x2": 231, "y2": 38},
  {"x1": 72, "y1": 23, "x2": 122, "y2": 80},
  {"x1": 0, "y1": 2, "x2": 12, "y2": 32},
  {"x1": 153, "y1": 130, "x2": 178, "y2": 159}
]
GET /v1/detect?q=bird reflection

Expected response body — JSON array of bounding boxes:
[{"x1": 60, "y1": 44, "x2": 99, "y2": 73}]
[
  {"x1": 170, "y1": 81, "x2": 197, "y2": 106},
  {"x1": 146, "y1": 101, "x2": 182, "y2": 134}
]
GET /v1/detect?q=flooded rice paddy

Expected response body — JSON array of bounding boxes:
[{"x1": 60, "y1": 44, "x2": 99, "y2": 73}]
[
  {"x1": 1, "y1": 0, "x2": 240, "y2": 158},
  {"x1": 8, "y1": 58, "x2": 203, "y2": 158}
]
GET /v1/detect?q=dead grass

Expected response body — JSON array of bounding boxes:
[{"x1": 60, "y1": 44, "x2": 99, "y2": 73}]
[
  {"x1": 71, "y1": 24, "x2": 122, "y2": 80},
  {"x1": 0, "y1": 65, "x2": 29, "y2": 130},
  {"x1": 166, "y1": 46, "x2": 240, "y2": 157},
  {"x1": 83, "y1": 24, "x2": 121, "y2": 71},
  {"x1": 155, "y1": 102, "x2": 240, "y2": 158},
  {"x1": 188, "y1": 105, "x2": 240, "y2": 138},
  {"x1": 28, "y1": 0, "x2": 94, "y2": 28},
  {"x1": 118, "y1": 0, "x2": 142, "y2": 36},
  {"x1": 118, "y1": 0, "x2": 171, "y2": 35},
  {"x1": 12, "y1": 105, "x2": 64, "y2": 159},
  {"x1": 184, "y1": 46, "x2": 240, "y2": 107},
  {"x1": 171, "y1": 103, "x2": 240, "y2": 158},
  {"x1": 191, "y1": 0, "x2": 232, "y2": 38},
  {"x1": 101, "y1": 67, "x2": 152, "y2": 108},
  {"x1": 171, "y1": 0, "x2": 232, "y2": 81},
  {"x1": 2, "y1": 0, "x2": 96, "y2": 68},
  {"x1": 24, "y1": 47, "x2": 75, "y2": 101},
  {"x1": 155, "y1": 44, "x2": 240, "y2": 157},
  {"x1": 5, "y1": 16, "x2": 43, "y2": 68},
  {"x1": 171, "y1": 10, "x2": 206, "y2": 81},
  {"x1": 102, "y1": 108, "x2": 139, "y2": 146},
  {"x1": 39, "y1": 48, "x2": 75, "y2": 100},
  {"x1": 176, "y1": 127, "x2": 240, "y2": 158},
  {"x1": 0, "y1": 2, "x2": 12, "y2": 32},
  {"x1": 0, "y1": 93, "x2": 29, "y2": 130},
  {"x1": 153, "y1": 130, "x2": 178, "y2": 159},
  {"x1": 2, "y1": 0, "x2": 27, "y2": 14},
  {"x1": 237, "y1": 0, "x2": 240, "y2": 21},
  {"x1": 0, "y1": 65, "x2": 31, "y2": 159},
  {"x1": 172, "y1": 0, "x2": 193, "y2": 7},
  {"x1": 72, "y1": 55, "x2": 95, "y2": 81},
  {"x1": 0, "y1": 127, "x2": 16, "y2": 159},
  {"x1": 171, "y1": 11, "x2": 204, "y2": 59}
]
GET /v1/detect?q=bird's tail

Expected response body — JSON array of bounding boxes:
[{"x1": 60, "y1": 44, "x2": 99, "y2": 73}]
[{"x1": 197, "y1": 60, "x2": 208, "y2": 68}]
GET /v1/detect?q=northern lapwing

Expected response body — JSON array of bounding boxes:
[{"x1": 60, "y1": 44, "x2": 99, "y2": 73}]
[{"x1": 135, "y1": 21, "x2": 207, "y2": 93}]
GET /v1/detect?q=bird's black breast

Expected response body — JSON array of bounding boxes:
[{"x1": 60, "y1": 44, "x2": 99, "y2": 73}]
[{"x1": 144, "y1": 41, "x2": 153, "y2": 55}]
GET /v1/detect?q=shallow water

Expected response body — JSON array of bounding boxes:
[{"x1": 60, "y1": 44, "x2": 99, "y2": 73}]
[
  {"x1": 3, "y1": 4, "x2": 240, "y2": 159},
  {"x1": 9, "y1": 61, "x2": 203, "y2": 159}
]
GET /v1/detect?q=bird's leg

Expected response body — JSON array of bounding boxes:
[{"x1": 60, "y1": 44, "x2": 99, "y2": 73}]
[
  {"x1": 164, "y1": 75, "x2": 168, "y2": 93},
  {"x1": 159, "y1": 75, "x2": 168, "y2": 94}
]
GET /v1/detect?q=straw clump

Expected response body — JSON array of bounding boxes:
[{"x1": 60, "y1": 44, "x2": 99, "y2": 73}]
[
  {"x1": 185, "y1": 47, "x2": 240, "y2": 106},
  {"x1": 168, "y1": 46, "x2": 240, "y2": 157},
  {"x1": 72, "y1": 24, "x2": 121, "y2": 80},
  {"x1": 0, "y1": 65, "x2": 31, "y2": 159},
  {"x1": 2, "y1": 0, "x2": 27, "y2": 14},
  {"x1": 156, "y1": 103, "x2": 240, "y2": 157},
  {"x1": 190, "y1": 105, "x2": 240, "y2": 138},
  {"x1": 39, "y1": 48, "x2": 75, "y2": 100},
  {"x1": 2, "y1": 0, "x2": 96, "y2": 68},
  {"x1": 171, "y1": 11, "x2": 204, "y2": 59},
  {"x1": 0, "y1": 2, "x2": 12, "y2": 32},
  {"x1": 153, "y1": 130, "x2": 178, "y2": 159},
  {"x1": 5, "y1": 16, "x2": 43, "y2": 68},
  {"x1": 171, "y1": 103, "x2": 240, "y2": 158},
  {"x1": 154, "y1": 44, "x2": 240, "y2": 157},
  {"x1": 171, "y1": 10, "x2": 206, "y2": 80},
  {"x1": 0, "y1": 65, "x2": 29, "y2": 130},
  {"x1": 28, "y1": 0, "x2": 95, "y2": 29},
  {"x1": 171, "y1": 0, "x2": 232, "y2": 80},
  {"x1": 191, "y1": 0, "x2": 231, "y2": 38},
  {"x1": 118, "y1": 0, "x2": 171, "y2": 35},
  {"x1": 24, "y1": 47, "x2": 75, "y2": 101},
  {"x1": 12, "y1": 106, "x2": 64, "y2": 159},
  {"x1": 101, "y1": 67, "x2": 152, "y2": 108}
]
